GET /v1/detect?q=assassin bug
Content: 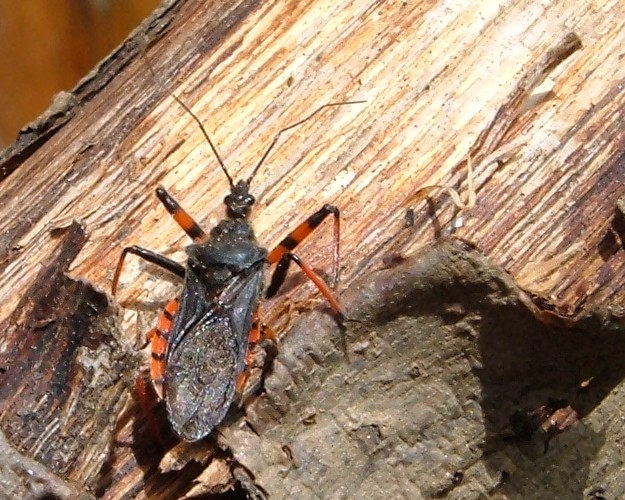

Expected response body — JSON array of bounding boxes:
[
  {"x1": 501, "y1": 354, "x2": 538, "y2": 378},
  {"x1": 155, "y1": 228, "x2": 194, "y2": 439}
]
[{"x1": 112, "y1": 85, "x2": 362, "y2": 441}]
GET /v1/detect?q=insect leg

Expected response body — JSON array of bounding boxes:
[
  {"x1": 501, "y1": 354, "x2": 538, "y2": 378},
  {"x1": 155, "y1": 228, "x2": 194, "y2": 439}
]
[
  {"x1": 270, "y1": 253, "x2": 344, "y2": 322},
  {"x1": 155, "y1": 187, "x2": 208, "y2": 242},
  {"x1": 147, "y1": 298, "x2": 179, "y2": 399},
  {"x1": 236, "y1": 314, "x2": 277, "y2": 393},
  {"x1": 135, "y1": 375, "x2": 167, "y2": 448},
  {"x1": 133, "y1": 297, "x2": 180, "y2": 446},
  {"x1": 265, "y1": 204, "x2": 343, "y2": 321},
  {"x1": 112, "y1": 246, "x2": 185, "y2": 295}
]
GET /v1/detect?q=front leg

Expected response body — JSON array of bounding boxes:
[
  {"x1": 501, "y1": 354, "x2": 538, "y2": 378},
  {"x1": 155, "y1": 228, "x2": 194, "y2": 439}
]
[{"x1": 112, "y1": 245, "x2": 185, "y2": 295}]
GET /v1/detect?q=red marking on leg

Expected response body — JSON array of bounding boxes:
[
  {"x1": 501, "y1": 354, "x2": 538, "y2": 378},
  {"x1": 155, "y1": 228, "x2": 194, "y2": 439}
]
[
  {"x1": 150, "y1": 328, "x2": 168, "y2": 397},
  {"x1": 249, "y1": 313, "x2": 261, "y2": 344},
  {"x1": 156, "y1": 187, "x2": 208, "y2": 243},
  {"x1": 247, "y1": 310, "x2": 277, "y2": 344},
  {"x1": 265, "y1": 205, "x2": 343, "y2": 323},
  {"x1": 267, "y1": 222, "x2": 313, "y2": 264},
  {"x1": 236, "y1": 313, "x2": 276, "y2": 395},
  {"x1": 235, "y1": 371, "x2": 249, "y2": 393},
  {"x1": 288, "y1": 254, "x2": 343, "y2": 319},
  {"x1": 156, "y1": 298, "x2": 178, "y2": 332},
  {"x1": 266, "y1": 204, "x2": 340, "y2": 283},
  {"x1": 146, "y1": 327, "x2": 157, "y2": 342},
  {"x1": 149, "y1": 298, "x2": 179, "y2": 399}
]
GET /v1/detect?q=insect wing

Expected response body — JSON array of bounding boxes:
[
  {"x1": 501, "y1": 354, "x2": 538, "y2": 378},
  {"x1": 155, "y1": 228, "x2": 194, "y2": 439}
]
[
  {"x1": 165, "y1": 266, "x2": 263, "y2": 441},
  {"x1": 166, "y1": 311, "x2": 237, "y2": 440}
]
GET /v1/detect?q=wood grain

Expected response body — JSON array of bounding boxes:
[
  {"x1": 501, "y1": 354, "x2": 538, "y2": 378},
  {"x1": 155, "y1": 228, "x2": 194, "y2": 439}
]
[{"x1": 1, "y1": 0, "x2": 625, "y2": 497}]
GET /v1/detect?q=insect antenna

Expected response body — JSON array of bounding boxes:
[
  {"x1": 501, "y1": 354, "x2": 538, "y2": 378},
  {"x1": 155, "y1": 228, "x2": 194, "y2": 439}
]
[
  {"x1": 143, "y1": 57, "x2": 235, "y2": 190},
  {"x1": 144, "y1": 54, "x2": 364, "y2": 191},
  {"x1": 246, "y1": 100, "x2": 366, "y2": 187}
]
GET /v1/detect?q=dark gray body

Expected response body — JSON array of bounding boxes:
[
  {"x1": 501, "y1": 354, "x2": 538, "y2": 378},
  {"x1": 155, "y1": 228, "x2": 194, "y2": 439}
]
[{"x1": 165, "y1": 219, "x2": 267, "y2": 441}]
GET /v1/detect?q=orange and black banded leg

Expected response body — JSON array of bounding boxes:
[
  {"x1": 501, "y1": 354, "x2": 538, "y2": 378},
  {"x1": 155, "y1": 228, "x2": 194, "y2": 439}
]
[
  {"x1": 111, "y1": 246, "x2": 185, "y2": 295},
  {"x1": 266, "y1": 204, "x2": 343, "y2": 322},
  {"x1": 267, "y1": 204, "x2": 340, "y2": 288},
  {"x1": 134, "y1": 297, "x2": 179, "y2": 445},
  {"x1": 269, "y1": 253, "x2": 344, "y2": 323},
  {"x1": 155, "y1": 187, "x2": 208, "y2": 243},
  {"x1": 235, "y1": 314, "x2": 277, "y2": 393},
  {"x1": 147, "y1": 297, "x2": 179, "y2": 399},
  {"x1": 112, "y1": 187, "x2": 204, "y2": 294}
]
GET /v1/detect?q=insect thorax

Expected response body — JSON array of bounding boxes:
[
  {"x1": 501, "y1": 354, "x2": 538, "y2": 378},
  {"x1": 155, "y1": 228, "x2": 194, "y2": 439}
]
[{"x1": 186, "y1": 219, "x2": 267, "y2": 286}]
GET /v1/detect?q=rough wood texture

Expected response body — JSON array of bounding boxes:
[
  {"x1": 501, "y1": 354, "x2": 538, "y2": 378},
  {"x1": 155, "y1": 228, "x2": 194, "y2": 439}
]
[
  {"x1": 231, "y1": 241, "x2": 625, "y2": 499},
  {"x1": 0, "y1": 222, "x2": 136, "y2": 494},
  {"x1": 1, "y1": 0, "x2": 625, "y2": 498}
]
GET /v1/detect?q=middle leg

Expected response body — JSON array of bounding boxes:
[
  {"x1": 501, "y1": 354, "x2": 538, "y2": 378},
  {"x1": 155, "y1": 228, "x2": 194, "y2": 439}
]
[{"x1": 265, "y1": 204, "x2": 343, "y2": 322}]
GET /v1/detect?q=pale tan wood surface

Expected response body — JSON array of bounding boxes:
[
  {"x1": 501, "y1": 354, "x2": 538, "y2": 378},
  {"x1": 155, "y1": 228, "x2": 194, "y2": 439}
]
[
  {"x1": 1, "y1": 0, "x2": 624, "y2": 497},
  {"x1": 2, "y1": 1, "x2": 624, "y2": 322}
]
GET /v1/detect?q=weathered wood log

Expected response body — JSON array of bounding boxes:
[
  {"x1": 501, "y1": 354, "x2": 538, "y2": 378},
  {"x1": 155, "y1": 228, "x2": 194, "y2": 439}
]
[{"x1": 1, "y1": 0, "x2": 625, "y2": 498}]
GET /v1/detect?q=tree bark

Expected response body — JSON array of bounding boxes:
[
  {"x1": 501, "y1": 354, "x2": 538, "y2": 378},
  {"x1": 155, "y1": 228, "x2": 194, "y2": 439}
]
[{"x1": 1, "y1": 0, "x2": 625, "y2": 498}]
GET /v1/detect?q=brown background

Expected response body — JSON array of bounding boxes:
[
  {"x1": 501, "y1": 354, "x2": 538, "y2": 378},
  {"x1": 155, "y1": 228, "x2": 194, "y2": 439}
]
[{"x1": 0, "y1": 0, "x2": 159, "y2": 146}]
